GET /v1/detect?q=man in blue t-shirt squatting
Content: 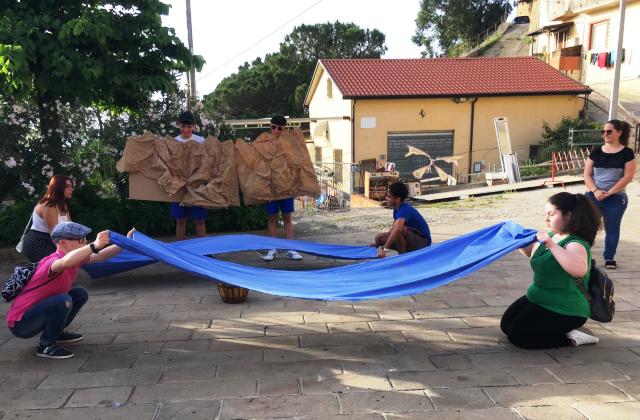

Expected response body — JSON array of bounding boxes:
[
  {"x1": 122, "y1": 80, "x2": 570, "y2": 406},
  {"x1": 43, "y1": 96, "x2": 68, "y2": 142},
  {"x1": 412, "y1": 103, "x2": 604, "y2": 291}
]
[{"x1": 373, "y1": 181, "x2": 432, "y2": 258}]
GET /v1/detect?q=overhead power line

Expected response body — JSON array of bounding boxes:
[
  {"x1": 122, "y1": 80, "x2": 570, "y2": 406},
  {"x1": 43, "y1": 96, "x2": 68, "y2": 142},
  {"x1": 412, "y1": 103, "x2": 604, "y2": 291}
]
[{"x1": 196, "y1": 0, "x2": 325, "y2": 82}]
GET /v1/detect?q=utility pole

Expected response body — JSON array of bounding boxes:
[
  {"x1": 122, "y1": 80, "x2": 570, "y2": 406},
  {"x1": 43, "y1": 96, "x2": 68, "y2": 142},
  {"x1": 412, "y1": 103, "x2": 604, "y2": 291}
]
[
  {"x1": 186, "y1": 0, "x2": 197, "y2": 99},
  {"x1": 609, "y1": 0, "x2": 626, "y2": 120}
]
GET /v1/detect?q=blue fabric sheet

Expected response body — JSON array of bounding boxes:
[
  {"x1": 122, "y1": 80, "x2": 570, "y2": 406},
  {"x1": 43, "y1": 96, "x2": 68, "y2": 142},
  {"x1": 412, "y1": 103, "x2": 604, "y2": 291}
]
[
  {"x1": 94, "y1": 222, "x2": 536, "y2": 301},
  {"x1": 84, "y1": 235, "x2": 378, "y2": 279}
]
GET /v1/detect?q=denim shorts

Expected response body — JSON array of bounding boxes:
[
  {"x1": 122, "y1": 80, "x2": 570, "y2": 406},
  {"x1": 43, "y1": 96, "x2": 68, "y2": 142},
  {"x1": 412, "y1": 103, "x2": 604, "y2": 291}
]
[
  {"x1": 265, "y1": 198, "x2": 295, "y2": 215},
  {"x1": 170, "y1": 203, "x2": 208, "y2": 220}
]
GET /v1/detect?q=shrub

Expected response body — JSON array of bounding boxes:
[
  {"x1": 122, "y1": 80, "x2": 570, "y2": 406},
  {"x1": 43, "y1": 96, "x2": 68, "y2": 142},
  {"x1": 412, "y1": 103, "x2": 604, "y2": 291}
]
[
  {"x1": 541, "y1": 117, "x2": 602, "y2": 150},
  {"x1": 0, "y1": 188, "x2": 266, "y2": 247},
  {"x1": 520, "y1": 165, "x2": 550, "y2": 178}
]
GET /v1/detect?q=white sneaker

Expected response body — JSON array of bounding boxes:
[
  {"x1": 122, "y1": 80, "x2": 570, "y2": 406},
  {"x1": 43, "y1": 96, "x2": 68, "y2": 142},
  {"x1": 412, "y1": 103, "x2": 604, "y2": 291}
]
[
  {"x1": 566, "y1": 329, "x2": 599, "y2": 346},
  {"x1": 262, "y1": 249, "x2": 278, "y2": 261},
  {"x1": 286, "y1": 250, "x2": 303, "y2": 260}
]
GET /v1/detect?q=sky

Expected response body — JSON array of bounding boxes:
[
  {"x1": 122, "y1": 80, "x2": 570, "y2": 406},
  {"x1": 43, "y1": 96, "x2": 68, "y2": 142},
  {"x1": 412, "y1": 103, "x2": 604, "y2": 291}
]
[{"x1": 161, "y1": 0, "x2": 425, "y2": 97}]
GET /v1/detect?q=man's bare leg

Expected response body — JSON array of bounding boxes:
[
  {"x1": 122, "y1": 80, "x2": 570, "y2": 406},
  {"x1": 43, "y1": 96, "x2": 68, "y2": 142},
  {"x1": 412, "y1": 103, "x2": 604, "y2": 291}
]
[
  {"x1": 374, "y1": 232, "x2": 390, "y2": 247},
  {"x1": 394, "y1": 230, "x2": 408, "y2": 254},
  {"x1": 282, "y1": 212, "x2": 294, "y2": 240},
  {"x1": 267, "y1": 214, "x2": 279, "y2": 237},
  {"x1": 176, "y1": 218, "x2": 187, "y2": 241},
  {"x1": 195, "y1": 220, "x2": 207, "y2": 238},
  {"x1": 374, "y1": 231, "x2": 407, "y2": 253}
]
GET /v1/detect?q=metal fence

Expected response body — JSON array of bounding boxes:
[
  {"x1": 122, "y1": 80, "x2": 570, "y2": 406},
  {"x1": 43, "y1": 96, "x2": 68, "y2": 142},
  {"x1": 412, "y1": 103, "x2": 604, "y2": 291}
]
[
  {"x1": 519, "y1": 145, "x2": 593, "y2": 178},
  {"x1": 569, "y1": 128, "x2": 603, "y2": 148},
  {"x1": 457, "y1": 10, "x2": 510, "y2": 57},
  {"x1": 294, "y1": 162, "x2": 352, "y2": 215},
  {"x1": 294, "y1": 125, "x2": 636, "y2": 205}
]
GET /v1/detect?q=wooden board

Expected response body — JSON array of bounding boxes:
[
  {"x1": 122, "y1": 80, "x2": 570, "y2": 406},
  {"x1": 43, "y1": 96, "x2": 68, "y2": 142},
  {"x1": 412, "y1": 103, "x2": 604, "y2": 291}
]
[
  {"x1": 413, "y1": 175, "x2": 584, "y2": 202},
  {"x1": 128, "y1": 172, "x2": 185, "y2": 203}
]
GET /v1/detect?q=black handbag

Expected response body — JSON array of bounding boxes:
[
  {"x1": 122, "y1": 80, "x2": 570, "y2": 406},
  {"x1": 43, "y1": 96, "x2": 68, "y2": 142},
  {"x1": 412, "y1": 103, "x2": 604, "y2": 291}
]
[{"x1": 575, "y1": 259, "x2": 615, "y2": 323}]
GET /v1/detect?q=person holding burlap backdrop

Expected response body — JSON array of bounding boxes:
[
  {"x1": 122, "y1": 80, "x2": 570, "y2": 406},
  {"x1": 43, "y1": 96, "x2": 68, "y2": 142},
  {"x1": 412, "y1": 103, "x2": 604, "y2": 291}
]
[{"x1": 233, "y1": 115, "x2": 320, "y2": 261}]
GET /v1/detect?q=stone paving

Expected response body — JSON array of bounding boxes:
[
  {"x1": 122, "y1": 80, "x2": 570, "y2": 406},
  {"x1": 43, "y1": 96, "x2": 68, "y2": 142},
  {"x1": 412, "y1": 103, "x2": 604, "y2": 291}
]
[{"x1": 1, "y1": 180, "x2": 640, "y2": 419}]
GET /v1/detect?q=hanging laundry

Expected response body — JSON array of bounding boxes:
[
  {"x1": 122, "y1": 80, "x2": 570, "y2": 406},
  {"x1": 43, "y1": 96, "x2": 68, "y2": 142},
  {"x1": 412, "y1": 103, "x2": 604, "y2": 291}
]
[
  {"x1": 610, "y1": 49, "x2": 626, "y2": 65},
  {"x1": 598, "y1": 52, "x2": 607, "y2": 68}
]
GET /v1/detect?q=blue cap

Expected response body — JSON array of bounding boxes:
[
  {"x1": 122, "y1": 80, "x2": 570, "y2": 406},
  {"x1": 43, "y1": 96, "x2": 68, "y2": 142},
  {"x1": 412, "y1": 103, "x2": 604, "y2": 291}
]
[{"x1": 51, "y1": 222, "x2": 92, "y2": 243}]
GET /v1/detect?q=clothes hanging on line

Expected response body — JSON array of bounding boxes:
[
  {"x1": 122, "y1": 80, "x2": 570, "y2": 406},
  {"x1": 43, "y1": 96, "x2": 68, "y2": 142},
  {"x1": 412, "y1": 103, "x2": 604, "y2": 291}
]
[
  {"x1": 598, "y1": 52, "x2": 607, "y2": 68},
  {"x1": 589, "y1": 50, "x2": 625, "y2": 67}
]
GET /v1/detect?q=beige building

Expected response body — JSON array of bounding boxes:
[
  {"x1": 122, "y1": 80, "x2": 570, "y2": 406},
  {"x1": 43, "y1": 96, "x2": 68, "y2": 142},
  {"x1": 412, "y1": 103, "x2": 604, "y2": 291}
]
[
  {"x1": 304, "y1": 57, "x2": 590, "y2": 195},
  {"x1": 519, "y1": 0, "x2": 640, "y2": 84}
]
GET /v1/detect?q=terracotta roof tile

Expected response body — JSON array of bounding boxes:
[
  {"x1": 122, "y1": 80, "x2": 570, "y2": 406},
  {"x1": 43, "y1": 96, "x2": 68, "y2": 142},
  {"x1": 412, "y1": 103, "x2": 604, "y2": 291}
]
[{"x1": 320, "y1": 57, "x2": 590, "y2": 98}]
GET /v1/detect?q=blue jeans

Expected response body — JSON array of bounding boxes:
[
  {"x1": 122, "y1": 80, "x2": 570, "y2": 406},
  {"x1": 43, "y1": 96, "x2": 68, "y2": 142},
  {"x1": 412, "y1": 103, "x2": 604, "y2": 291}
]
[
  {"x1": 9, "y1": 287, "x2": 89, "y2": 347},
  {"x1": 587, "y1": 192, "x2": 628, "y2": 261}
]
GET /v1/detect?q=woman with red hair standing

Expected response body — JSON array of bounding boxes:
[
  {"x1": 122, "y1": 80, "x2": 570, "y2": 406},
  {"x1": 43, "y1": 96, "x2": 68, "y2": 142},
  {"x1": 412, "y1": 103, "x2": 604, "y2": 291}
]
[{"x1": 21, "y1": 175, "x2": 75, "y2": 263}]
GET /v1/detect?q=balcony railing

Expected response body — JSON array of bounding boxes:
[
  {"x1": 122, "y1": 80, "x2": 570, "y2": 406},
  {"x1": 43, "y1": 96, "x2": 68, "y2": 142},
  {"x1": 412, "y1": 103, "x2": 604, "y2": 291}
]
[
  {"x1": 549, "y1": 45, "x2": 582, "y2": 72},
  {"x1": 549, "y1": 0, "x2": 618, "y2": 20}
]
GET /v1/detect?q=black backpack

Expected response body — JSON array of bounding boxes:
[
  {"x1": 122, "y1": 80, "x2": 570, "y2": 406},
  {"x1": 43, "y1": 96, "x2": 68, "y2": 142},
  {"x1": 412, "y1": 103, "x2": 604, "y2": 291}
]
[{"x1": 575, "y1": 259, "x2": 615, "y2": 323}]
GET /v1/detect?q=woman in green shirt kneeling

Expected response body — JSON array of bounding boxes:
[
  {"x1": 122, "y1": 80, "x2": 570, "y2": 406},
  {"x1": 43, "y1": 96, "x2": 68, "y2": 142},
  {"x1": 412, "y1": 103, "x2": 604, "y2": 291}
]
[{"x1": 501, "y1": 192, "x2": 602, "y2": 349}]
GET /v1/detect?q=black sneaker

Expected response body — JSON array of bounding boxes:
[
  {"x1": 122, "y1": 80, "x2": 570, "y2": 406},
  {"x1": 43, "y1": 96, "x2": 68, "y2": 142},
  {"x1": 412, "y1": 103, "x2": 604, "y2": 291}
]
[
  {"x1": 36, "y1": 344, "x2": 74, "y2": 359},
  {"x1": 605, "y1": 260, "x2": 617, "y2": 270},
  {"x1": 57, "y1": 331, "x2": 84, "y2": 344}
]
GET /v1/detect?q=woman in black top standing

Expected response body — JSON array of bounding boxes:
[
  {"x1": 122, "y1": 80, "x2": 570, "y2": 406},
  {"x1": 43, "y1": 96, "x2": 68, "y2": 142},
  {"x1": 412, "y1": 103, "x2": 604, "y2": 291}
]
[{"x1": 584, "y1": 119, "x2": 636, "y2": 269}]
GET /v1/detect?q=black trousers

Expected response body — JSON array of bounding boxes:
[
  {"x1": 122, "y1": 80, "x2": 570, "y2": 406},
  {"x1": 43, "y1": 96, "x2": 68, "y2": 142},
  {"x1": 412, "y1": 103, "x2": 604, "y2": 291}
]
[{"x1": 500, "y1": 295, "x2": 586, "y2": 349}]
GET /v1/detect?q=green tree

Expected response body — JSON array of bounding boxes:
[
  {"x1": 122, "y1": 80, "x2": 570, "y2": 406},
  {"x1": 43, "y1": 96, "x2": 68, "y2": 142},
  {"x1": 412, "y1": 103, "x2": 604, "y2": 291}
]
[
  {"x1": 0, "y1": 89, "x2": 230, "y2": 203},
  {"x1": 412, "y1": 0, "x2": 513, "y2": 57},
  {"x1": 0, "y1": 0, "x2": 204, "y2": 169},
  {"x1": 203, "y1": 21, "x2": 386, "y2": 120}
]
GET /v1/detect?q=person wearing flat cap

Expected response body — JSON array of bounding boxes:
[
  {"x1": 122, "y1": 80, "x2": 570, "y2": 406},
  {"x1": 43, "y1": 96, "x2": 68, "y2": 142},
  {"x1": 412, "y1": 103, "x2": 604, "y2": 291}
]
[
  {"x1": 6, "y1": 222, "x2": 135, "y2": 359},
  {"x1": 171, "y1": 110, "x2": 208, "y2": 241}
]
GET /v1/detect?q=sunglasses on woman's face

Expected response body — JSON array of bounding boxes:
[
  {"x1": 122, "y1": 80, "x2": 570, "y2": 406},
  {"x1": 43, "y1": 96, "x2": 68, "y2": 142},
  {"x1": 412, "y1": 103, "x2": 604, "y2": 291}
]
[
  {"x1": 601, "y1": 129, "x2": 613, "y2": 135},
  {"x1": 270, "y1": 125, "x2": 284, "y2": 131}
]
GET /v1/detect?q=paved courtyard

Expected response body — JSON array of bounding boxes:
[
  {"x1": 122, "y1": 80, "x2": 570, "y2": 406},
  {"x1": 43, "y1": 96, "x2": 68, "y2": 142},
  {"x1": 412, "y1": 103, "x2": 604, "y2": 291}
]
[{"x1": 1, "y1": 179, "x2": 640, "y2": 419}]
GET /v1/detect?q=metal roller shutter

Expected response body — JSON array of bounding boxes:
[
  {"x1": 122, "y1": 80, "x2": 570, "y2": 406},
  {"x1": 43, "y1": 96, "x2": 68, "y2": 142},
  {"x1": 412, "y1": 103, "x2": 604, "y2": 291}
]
[{"x1": 387, "y1": 131, "x2": 455, "y2": 180}]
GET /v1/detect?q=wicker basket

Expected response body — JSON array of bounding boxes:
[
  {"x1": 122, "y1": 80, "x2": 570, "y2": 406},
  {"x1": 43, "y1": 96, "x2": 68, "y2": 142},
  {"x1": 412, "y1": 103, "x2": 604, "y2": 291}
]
[{"x1": 217, "y1": 282, "x2": 249, "y2": 304}]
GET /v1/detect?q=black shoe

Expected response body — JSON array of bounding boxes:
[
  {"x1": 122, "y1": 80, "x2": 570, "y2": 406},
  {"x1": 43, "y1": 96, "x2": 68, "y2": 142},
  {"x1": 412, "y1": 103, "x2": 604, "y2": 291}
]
[
  {"x1": 57, "y1": 331, "x2": 84, "y2": 344},
  {"x1": 36, "y1": 344, "x2": 74, "y2": 359},
  {"x1": 605, "y1": 260, "x2": 617, "y2": 269}
]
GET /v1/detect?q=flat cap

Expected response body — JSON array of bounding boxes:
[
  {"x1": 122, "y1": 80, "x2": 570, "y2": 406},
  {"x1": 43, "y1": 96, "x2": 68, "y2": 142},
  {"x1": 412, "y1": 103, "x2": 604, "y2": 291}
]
[{"x1": 51, "y1": 222, "x2": 92, "y2": 243}]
